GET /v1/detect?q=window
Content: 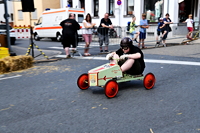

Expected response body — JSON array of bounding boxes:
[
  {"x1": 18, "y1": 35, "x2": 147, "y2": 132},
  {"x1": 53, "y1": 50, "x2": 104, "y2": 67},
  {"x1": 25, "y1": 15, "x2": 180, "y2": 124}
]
[
  {"x1": 31, "y1": 9, "x2": 37, "y2": 20},
  {"x1": 79, "y1": 0, "x2": 85, "y2": 9},
  {"x1": 78, "y1": 14, "x2": 84, "y2": 23},
  {"x1": 68, "y1": 0, "x2": 73, "y2": 7},
  {"x1": 18, "y1": 10, "x2": 23, "y2": 20},
  {"x1": 94, "y1": 0, "x2": 99, "y2": 16},
  {"x1": 144, "y1": 0, "x2": 164, "y2": 22},
  {"x1": 127, "y1": 0, "x2": 134, "y2": 15},
  {"x1": 10, "y1": 13, "x2": 13, "y2": 21},
  {"x1": 36, "y1": 17, "x2": 42, "y2": 25},
  {"x1": 109, "y1": 0, "x2": 114, "y2": 16}
]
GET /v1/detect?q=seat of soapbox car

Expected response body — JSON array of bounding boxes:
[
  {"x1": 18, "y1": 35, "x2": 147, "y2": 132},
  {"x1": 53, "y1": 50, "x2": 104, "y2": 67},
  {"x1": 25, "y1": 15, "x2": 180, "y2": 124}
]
[{"x1": 77, "y1": 63, "x2": 156, "y2": 98}]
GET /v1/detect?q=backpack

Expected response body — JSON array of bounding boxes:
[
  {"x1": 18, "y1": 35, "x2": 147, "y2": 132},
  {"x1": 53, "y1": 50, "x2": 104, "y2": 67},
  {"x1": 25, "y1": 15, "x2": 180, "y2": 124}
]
[{"x1": 127, "y1": 21, "x2": 131, "y2": 31}]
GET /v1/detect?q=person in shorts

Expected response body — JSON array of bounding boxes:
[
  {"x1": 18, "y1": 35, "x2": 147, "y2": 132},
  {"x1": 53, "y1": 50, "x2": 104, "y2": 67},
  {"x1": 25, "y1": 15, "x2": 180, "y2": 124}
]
[
  {"x1": 156, "y1": 18, "x2": 167, "y2": 45},
  {"x1": 129, "y1": 15, "x2": 140, "y2": 43},
  {"x1": 183, "y1": 14, "x2": 194, "y2": 40},
  {"x1": 82, "y1": 13, "x2": 96, "y2": 56},
  {"x1": 60, "y1": 13, "x2": 80, "y2": 58},
  {"x1": 106, "y1": 37, "x2": 145, "y2": 75},
  {"x1": 138, "y1": 13, "x2": 149, "y2": 49}
]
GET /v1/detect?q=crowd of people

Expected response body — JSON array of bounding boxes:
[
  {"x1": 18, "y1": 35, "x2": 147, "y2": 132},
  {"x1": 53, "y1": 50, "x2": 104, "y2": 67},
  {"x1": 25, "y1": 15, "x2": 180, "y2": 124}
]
[{"x1": 60, "y1": 12, "x2": 193, "y2": 58}]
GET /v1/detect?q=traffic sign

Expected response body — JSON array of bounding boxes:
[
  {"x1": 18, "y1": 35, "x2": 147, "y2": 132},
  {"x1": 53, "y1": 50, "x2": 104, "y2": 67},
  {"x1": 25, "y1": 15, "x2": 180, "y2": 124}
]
[{"x1": 117, "y1": 0, "x2": 122, "y2": 5}]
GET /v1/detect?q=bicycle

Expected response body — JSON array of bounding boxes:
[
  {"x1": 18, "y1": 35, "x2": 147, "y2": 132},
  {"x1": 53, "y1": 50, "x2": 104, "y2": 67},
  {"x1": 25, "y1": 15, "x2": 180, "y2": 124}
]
[{"x1": 180, "y1": 30, "x2": 200, "y2": 45}]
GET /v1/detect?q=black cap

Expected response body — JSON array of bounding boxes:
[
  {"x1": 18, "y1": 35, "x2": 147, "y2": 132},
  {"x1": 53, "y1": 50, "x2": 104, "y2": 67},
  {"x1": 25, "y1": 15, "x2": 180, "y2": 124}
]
[{"x1": 120, "y1": 37, "x2": 133, "y2": 47}]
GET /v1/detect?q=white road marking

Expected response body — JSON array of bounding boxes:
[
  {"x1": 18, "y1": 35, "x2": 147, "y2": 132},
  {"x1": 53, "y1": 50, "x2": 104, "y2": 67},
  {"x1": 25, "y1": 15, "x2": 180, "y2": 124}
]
[
  {"x1": 55, "y1": 55, "x2": 200, "y2": 66},
  {"x1": 0, "y1": 75, "x2": 22, "y2": 81}
]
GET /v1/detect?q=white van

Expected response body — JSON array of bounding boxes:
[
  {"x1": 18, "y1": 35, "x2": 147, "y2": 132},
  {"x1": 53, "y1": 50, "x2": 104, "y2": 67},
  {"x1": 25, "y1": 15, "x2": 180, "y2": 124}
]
[{"x1": 33, "y1": 8, "x2": 84, "y2": 41}]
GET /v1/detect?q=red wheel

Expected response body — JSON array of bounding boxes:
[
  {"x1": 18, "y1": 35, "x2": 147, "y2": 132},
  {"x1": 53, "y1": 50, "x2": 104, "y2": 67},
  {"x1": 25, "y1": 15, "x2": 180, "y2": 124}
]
[
  {"x1": 143, "y1": 73, "x2": 156, "y2": 90},
  {"x1": 77, "y1": 73, "x2": 89, "y2": 90},
  {"x1": 104, "y1": 80, "x2": 118, "y2": 98}
]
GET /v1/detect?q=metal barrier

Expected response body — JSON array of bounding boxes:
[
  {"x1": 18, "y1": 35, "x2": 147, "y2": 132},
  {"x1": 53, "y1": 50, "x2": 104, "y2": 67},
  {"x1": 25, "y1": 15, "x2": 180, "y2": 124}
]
[{"x1": 78, "y1": 22, "x2": 200, "y2": 48}]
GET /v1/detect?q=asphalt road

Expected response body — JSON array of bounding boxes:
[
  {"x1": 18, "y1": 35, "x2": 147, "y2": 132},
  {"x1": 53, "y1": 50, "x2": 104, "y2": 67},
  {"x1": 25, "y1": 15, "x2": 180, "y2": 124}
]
[{"x1": 1, "y1": 39, "x2": 200, "y2": 133}]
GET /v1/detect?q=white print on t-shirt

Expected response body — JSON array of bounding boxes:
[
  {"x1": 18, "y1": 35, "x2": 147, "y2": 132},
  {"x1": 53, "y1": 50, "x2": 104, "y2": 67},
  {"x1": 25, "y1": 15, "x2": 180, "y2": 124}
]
[{"x1": 185, "y1": 19, "x2": 194, "y2": 27}]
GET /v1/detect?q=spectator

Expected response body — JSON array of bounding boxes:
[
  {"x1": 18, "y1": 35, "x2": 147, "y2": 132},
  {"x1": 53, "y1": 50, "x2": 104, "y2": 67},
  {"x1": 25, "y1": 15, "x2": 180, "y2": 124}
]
[
  {"x1": 106, "y1": 37, "x2": 145, "y2": 75},
  {"x1": 163, "y1": 13, "x2": 173, "y2": 47},
  {"x1": 60, "y1": 13, "x2": 80, "y2": 58},
  {"x1": 82, "y1": 13, "x2": 96, "y2": 56},
  {"x1": 98, "y1": 13, "x2": 114, "y2": 53},
  {"x1": 183, "y1": 14, "x2": 194, "y2": 40},
  {"x1": 156, "y1": 17, "x2": 167, "y2": 45},
  {"x1": 138, "y1": 13, "x2": 149, "y2": 49},
  {"x1": 129, "y1": 15, "x2": 140, "y2": 43}
]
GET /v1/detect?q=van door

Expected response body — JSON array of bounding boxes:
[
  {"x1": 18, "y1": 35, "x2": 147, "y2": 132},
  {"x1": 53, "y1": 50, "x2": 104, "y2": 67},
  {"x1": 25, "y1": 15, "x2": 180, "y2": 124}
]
[{"x1": 34, "y1": 17, "x2": 44, "y2": 39}]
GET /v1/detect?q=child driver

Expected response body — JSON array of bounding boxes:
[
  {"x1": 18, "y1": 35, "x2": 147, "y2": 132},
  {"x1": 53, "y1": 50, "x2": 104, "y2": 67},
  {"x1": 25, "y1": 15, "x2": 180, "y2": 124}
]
[{"x1": 106, "y1": 37, "x2": 145, "y2": 75}]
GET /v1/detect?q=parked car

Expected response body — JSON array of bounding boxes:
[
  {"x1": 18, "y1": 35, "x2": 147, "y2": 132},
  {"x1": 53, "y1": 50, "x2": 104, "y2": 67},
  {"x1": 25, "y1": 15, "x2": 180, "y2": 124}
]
[{"x1": 0, "y1": 24, "x2": 16, "y2": 45}]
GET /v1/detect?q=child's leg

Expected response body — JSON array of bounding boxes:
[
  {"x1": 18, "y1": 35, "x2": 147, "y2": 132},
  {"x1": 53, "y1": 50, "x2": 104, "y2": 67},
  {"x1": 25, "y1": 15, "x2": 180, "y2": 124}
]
[
  {"x1": 134, "y1": 32, "x2": 140, "y2": 40},
  {"x1": 121, "y1": 59, "x2": 135, "y2": 72}
]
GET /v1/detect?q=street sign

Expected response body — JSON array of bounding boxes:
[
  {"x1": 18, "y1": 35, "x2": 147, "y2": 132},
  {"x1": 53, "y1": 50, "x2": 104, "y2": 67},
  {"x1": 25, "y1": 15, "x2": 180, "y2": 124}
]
[{"x1": 117, "y1": 0, "x2": 122, "y2": 5}]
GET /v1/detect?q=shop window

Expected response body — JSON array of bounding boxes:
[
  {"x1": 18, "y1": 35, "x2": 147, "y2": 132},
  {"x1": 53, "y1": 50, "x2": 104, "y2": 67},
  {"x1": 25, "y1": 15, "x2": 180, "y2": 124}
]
[
  {"x1": 127, "y1": 0, "x2": 134, "y2": 15},
  {"x1": 178, "y1": 0, "x2": 198, "y2": 22},
  {"x1": 109, "y1": 0, "x2": 114, "y2": 16},
  {"x1": 93, "y1": 0, "x2": 99, "y2": 16},
  {"x1": 144, "y1": 0, "x2": 163, "y2": 22}
]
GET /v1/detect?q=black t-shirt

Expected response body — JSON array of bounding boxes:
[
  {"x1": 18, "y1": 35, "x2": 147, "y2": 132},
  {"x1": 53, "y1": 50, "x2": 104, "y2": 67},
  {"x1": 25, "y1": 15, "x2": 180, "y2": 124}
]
[
  {"x1": 98, "y1": 18, "x2": 112, "y2": 35},
  {"x1": 60, "y1": 19, "x2": 80, "y2": 38},
  {"x1": 116, "y1": 45, "x2": 145, "y2": 70}
]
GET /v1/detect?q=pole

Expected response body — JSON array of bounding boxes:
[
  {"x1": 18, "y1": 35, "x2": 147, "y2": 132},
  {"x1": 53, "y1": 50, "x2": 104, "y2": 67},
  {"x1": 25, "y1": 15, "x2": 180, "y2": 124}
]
[
  {"x1": 3, "y1": 0, "x2": 12, "y2": 51},
  {"x1": 29, "y1": 12, "x2": 34, "y2": 58}
]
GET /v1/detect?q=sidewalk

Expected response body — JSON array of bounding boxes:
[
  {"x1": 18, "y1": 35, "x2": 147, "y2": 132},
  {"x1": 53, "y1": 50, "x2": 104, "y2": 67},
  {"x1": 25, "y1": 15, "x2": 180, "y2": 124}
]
[{"x1": 11, "y1": 36, "x2": 200, "y2": 61}]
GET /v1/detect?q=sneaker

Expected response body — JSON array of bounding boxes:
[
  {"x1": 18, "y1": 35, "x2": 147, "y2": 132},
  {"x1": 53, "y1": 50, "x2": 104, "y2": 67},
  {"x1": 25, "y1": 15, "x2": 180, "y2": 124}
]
[
  {"x1": 66, "y1": 55, "x2": 71, "y2": 58},
  {"x1": 104, "y1": 50, "x2": 109, "y2": 52},
  {"x1": 71, "y1": 49, "x2": 77, "y2": 53},
  {"x1": 100, "y1": 50, "x2": 103, "y2": 53},
  {"x1": 163, "y1": 43, "x2": 167, "y2": 47},
  {"x1": 134, "y1": 39, "x2": 139, "y2": 43},
  {"x1": 156, "y1": 42, "x2": 159, "y2": 44}
]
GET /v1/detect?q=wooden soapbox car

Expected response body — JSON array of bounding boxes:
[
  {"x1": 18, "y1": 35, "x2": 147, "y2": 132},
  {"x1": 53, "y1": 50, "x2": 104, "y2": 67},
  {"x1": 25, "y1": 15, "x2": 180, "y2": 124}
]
[{"x1": 77, "y1": 63, "x2": 156, "y2": 98}]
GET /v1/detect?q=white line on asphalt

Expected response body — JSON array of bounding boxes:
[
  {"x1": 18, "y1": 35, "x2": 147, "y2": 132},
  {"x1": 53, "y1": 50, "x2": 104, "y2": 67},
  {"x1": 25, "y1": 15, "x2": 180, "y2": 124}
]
[
  {"x1": 0, "y1": 75, "x2": 22, "y2": 81},
  {"x1": 55, "y1": 55, "x2": 200, "y2": 66}
]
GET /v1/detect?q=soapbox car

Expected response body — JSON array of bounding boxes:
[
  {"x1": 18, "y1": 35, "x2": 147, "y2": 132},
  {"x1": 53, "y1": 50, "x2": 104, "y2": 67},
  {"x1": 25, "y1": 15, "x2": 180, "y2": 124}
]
[{"x1": 77, "y1": 63, "x2": 156, "y2": 98}]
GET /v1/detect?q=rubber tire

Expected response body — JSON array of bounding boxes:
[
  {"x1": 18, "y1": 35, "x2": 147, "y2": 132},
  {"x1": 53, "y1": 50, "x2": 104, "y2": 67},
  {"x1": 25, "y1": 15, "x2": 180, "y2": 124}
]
[
  {"x1": 77, "y1": 73, "x2": 89, "y2": 90},
  {"x1": 104, "y1": 80, "x2": 119, "y2": 98},
  {"x1": 143, "y1": 73, "x2": 156, "y2": 90},
  {"x1": 56, "y1": 33, "x2": 62, "y2": 42},
  {"x1": 34, "y1": 33, "x2": 40, "y2": 41}
]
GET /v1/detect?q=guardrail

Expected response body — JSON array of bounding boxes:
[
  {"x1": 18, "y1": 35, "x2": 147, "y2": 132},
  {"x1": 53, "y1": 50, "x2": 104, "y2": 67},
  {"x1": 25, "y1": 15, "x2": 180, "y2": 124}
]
[{"x1": 78, "y1": 23, "x2": 200, "y2": 46}]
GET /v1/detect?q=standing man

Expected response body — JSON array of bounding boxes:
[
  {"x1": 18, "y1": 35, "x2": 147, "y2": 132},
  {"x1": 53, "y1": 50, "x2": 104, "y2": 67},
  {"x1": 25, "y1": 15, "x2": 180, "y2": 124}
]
[
  {"x1": 98, "y1": 13, "x2": 114, "y2": 53},
  {"x1": 60, "y1": 13, "x2": 80, "y2": 58}
]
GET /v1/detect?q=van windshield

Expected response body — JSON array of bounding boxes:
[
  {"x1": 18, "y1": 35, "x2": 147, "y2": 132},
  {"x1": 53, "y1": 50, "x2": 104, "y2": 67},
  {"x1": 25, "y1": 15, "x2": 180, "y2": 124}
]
[{"x1": 78, "y1": 14, "x2": 84, "y2": 23}]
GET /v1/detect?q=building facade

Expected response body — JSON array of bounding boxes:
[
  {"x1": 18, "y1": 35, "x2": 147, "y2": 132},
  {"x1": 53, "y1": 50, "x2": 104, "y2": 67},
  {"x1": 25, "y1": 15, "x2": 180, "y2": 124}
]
[
  {"x1": 12, "y1": 0, "x2": 60, "y2": 26},
  {"x1": 61, "y1": 0, "x2": 200, "y2": 35}
]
